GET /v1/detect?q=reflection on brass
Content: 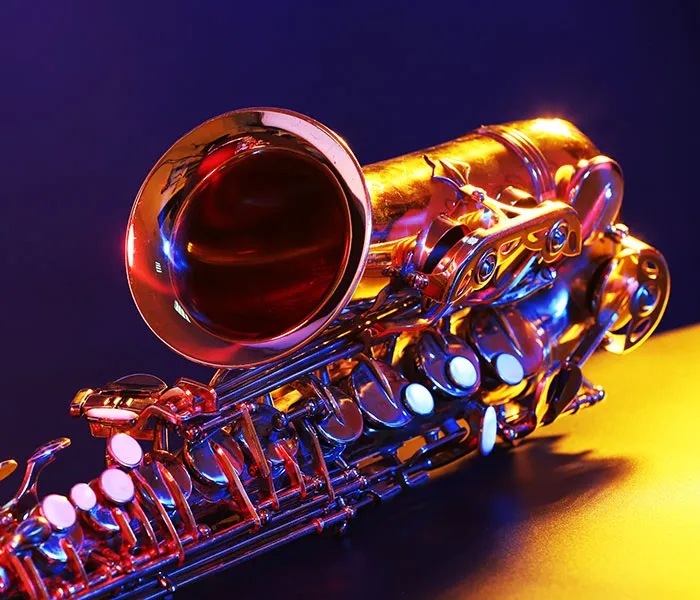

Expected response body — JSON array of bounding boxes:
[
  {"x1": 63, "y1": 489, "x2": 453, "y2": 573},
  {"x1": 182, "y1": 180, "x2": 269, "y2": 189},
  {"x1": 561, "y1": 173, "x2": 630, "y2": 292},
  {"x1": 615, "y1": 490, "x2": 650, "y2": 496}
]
[
  {"x1": 0, "y1": 108, "x2": 668, "y2": 598},
  {"x1": 0, "y1": 460, "x2": 18, "y2": 483}
]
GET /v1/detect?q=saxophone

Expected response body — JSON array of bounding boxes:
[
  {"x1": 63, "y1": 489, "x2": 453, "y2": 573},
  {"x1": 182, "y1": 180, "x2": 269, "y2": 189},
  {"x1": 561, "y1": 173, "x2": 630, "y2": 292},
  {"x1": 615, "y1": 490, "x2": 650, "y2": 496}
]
[{"x1": 0, "y1": 108, "x2": 669, "y2": 599}]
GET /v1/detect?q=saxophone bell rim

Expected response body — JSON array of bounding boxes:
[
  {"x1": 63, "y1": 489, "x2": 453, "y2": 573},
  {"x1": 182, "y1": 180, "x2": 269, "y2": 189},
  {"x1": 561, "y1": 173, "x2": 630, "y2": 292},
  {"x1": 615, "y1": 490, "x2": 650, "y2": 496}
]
[{"x1": 125, "y1": 108, "x2": 372, "y2": 368}]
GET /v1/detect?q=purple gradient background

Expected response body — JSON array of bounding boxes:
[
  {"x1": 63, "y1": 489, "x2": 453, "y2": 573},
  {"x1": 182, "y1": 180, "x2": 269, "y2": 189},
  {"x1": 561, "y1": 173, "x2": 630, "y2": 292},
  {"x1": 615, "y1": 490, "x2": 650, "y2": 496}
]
[{"x1": 0, "y1": 2, "x2": 697, "y2": 597}]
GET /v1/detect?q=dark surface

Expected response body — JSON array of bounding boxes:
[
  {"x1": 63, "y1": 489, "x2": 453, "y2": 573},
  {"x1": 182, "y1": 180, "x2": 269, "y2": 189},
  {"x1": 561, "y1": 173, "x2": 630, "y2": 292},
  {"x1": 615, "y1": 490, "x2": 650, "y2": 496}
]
[{"x1": 0, "y1": 2, "x2": 698, "y2": 596}]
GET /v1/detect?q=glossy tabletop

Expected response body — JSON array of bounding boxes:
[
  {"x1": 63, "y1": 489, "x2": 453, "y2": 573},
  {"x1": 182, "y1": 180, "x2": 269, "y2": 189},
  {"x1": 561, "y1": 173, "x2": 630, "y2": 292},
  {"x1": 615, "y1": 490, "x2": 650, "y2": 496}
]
[{"x1": 179, "y1": 324, "x2": 700, "y2": 599}]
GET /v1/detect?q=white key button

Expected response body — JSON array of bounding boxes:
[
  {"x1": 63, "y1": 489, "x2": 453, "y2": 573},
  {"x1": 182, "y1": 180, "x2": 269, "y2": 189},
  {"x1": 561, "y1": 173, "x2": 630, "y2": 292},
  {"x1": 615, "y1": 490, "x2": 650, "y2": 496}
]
[
  {"x1": 41, "y1": 494, "x2": 77, "y2": 530},
  {"x1": 85, "y1": 407, "x2": 138, "y2": 422},
  {"x1": 108, "y1": 433, "x2": 143, "y2": 468},
  {"x1": 495, "y1": 353, "x2": 524, "y2": 385},
  {"x1": 403, "y1": 383, "x2": 434, "y2": 416},
  {"x1": 446, "y1": 356, "x2": 478, "y2": 389},
  {"x1": 479, "y1": 405, "x2": 498, "y2": 456},
  {"x1": 100, "y1": 468, "x2": 135, "y2": 504},
  {"x1": 70, "y1": 483, "x2": 97, "y2": 512}
]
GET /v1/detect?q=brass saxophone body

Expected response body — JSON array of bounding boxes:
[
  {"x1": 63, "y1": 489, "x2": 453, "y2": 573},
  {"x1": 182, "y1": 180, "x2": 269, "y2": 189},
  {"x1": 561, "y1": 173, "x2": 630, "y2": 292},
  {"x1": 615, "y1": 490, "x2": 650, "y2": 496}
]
[{"x1": 0, "y1": 109, "x2": 669, "y2": 599}]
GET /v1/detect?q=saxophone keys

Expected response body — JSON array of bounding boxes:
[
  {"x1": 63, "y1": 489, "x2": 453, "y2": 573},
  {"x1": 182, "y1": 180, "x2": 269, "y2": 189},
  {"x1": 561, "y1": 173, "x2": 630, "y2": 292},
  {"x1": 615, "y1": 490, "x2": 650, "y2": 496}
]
[
  {"x1": 314, "y1": 388, "x2": 364, "y2": 445},
  {"x1": 446, "y1": 356, "x2": 478, "y2": 389},
  {"x1": 465, "y1": 306, "x2": 544, "y2": 385},
  {"x1": 99, "y1": 469, "x2": 135, "y2": 505},
  {"x1": 33, "y1": 494, "x2": 85, "y2": 566},
  {"x1": 70, "y1": 482, "x2": 120, "y2": 535},
  {"x1": 28, "y1": 438, "x2": 72, "y2": 465},
  {"x1": 402, "y1": 383, "x2": 434, "y2": 416},
  {"x1": 592, "y1": 240, "x2": 669, "y2": 354},
  {"x1": 549, "y1": 364, "x2": 584, "y2": 418},
  {"x1": 233, "y1": 404, "x2": 299, "y2": 473},
  {"x1": 534, "y1": 363, "x2": 584, "y2": 426},
  {"x1": 493, "y1": 353, "x2": 525, "y2": 386},
  {"x1": 184, "y1": 433, "x2": 245, "y2": 489},
  {"x1": 39, "y1": 495, "x2": 76, "y2": 532},
  {"x1": 69, "y1": 483, "x2": 97, "y2": 513},
  {"x1": 477, "y1": 405, "x2": 498, "y2": 456},
  {"x1": 104, "y1": 431, "x2": 166, "y2": 545},
  {"x1": 71, "y1": 375, "x2": 168, "y2": 435},
  {"x1": 3, "y1": 516, "x2": 51, "y2": 553},
  {"x1": 410, "y1": 330, "x2": 481, "y2": 396},
  {"x1": 96, "y1": 469, "x2": 140, "y2": 557},
  {"x1": 106, "y1": 433, "x2": 144, "y2": 469},
  {"x1": 349, "y1": 358, "x2": 412, "y2": 428},
  {"x1": 138, "y1": 451, "x2": 193, "y2": 509},
  {"x1": 560, "y1": 155, "x2": 623, "y2": 242},
  {"x1": 1, "y1": 438, "x2": 72, "y2": 524}
]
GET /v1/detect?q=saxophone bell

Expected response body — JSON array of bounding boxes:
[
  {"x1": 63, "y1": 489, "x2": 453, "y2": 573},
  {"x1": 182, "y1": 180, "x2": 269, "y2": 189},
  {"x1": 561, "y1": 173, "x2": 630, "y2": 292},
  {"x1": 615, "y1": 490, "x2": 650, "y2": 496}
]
[{"x1": 126, "y1": 108, "x2": 372, "y2": 368}]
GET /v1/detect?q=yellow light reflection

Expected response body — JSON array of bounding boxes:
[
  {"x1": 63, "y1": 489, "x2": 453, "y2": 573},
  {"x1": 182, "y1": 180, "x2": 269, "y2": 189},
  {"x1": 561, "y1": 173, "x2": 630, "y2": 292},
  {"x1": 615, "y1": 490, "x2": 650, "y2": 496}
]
[{"x1": 530, "y1": 118, "x2": 574, "y2": 138}]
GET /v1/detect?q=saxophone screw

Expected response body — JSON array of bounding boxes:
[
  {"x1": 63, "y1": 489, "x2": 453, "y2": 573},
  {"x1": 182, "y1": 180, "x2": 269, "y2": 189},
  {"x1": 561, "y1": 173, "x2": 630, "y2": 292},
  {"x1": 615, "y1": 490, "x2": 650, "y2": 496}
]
[
  {"x1": 606, "y1": 222, "x2": 629, "y2": 242},
  {"x1": 198, "y1": 524, "x2": 212, "y2": 537},
  {"x1": 185, "y1": 427, "x2": 202, "y2": 442},
  {"x1": 272, "y1": 413, "x2": 288, "y2": 430},
  {"x1": 382, "y1": 265, "x2": 401, "y2": 278},
  {"x1": 407, "y1": 272, "x2": 429, "y2": 289},
  {"x1": 548, "y1": 221, "x2": 569, "y2": 253},
  {"x1": 541, "y1": 266, "x2": 557, "y2": 281},
  {"x1": 476, "y1": 251, "x2": 497, "y2": 284},
  {"x1": 471, "y1": 188, "x2": 486, "y2": 203},
  {"x1": 157, "y1": 573, "x2": 177, "y2": 594}
]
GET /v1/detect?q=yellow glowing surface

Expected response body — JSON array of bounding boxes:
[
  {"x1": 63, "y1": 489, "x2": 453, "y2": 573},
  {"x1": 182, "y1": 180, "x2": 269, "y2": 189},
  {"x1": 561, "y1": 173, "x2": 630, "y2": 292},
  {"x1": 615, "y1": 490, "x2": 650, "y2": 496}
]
[
  {"x1": 530, "y1": 118, "x2": 575, "y2": 138},
  {"x1": 454, "y1": 324, "x2": 700, "y2": 599}
]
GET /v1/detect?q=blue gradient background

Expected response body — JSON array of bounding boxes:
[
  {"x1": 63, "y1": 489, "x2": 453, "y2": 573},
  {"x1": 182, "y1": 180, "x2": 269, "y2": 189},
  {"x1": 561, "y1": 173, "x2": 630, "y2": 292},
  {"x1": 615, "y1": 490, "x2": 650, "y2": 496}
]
[{"x1": 0, "y1": 1, "x2": 697, "y2": 595}]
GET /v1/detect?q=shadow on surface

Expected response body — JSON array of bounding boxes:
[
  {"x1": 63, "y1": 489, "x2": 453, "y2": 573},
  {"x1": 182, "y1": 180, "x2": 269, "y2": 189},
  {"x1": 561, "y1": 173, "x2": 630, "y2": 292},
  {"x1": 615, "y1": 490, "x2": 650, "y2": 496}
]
[{"x1": 178, "y1": 435, "x2": 633, "y2": 599}]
